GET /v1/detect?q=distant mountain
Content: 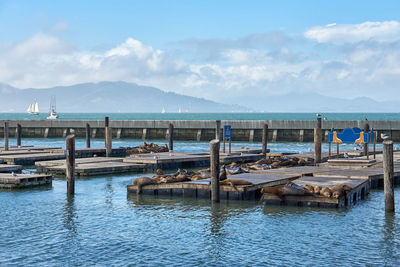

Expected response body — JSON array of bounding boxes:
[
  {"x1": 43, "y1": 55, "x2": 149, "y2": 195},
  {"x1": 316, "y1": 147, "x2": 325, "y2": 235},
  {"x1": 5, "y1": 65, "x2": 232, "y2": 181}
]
[
  {"x1": 0, "y1": 82, "x2": 248, "y2": 113},
  {"x1": 240, "y1": 92, "x2": 400, "y2": 112}
]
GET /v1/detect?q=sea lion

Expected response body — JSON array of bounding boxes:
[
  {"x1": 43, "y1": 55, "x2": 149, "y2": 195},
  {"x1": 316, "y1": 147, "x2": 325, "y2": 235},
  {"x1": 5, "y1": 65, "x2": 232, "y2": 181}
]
[
  {"x1": 320, "y1": 187, "x2": 332, "y2": 198},
  {"x1": 304, "y1": 185, "x2": 314, "y2": 193},
  {"x1": 156, "y1": 168, "x2": 164, "y2": 175},
  {"x1": 313, "y1": 186, "x2": 321, "y2": 194},
  {"x1": 220, "y1": 179, "x2": 253, "y2": 190},
  {"x1": 270, "y1": 161, "x2": 281, "y2": 168},
  {"x1": 342, "y1": 185, "x2": 352, "y2": 192},
  {"x1": 219, "y1": 165, "x2": 227, "y2": 181},
  {"x1": 133, "y1": 177, "x2": 154, "y2": 193},
  {"x1": 175, "y1": 173, "x2": 190, "y2": 182},
  {"x1": 281, "y1": 183, "x2": 311, "y2": 196},
  {"x1": 189, "y1": 175, "x2": 202, "y2": 181},
  {"x1": 261, "y1": 185, "x2": 285, "y2": 196}
]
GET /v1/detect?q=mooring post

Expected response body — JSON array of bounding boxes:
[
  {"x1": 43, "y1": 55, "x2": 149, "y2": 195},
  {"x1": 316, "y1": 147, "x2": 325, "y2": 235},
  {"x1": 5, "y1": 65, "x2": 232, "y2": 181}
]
[
  {"x1": 317, "y1": 115, "x2": 322, "y2": 129},
  {"x1": 105, "y1": 117, "x2": 112, "y2": 157},
  {"x1": 383, "y1": 140, "x2": 395, "y2": 212},
  {"x1": 363, "y1": 122, "x2": 370, "y2": 159},
  {"x1": 210, "y1": 139, "x2": 220, "y2": 203},
  {"x1": 314, "y1": 128, "x2": 322, "y2": 164},
  {"x1": 168, "y1": 123, "x2": 174, "y2": 152},
  {"x1": 85, "y1": 123, "x2": 91, "y2": 148},
  {"x1": 66, "y1": 134, "x2": 75, "y2": 195},
  {"x1": 223, "y1": 127, "x2": 226, "y2": 153},
  {"x1": 215, "y1": 120, "x2": 221, "y2": 141},
  {"x1": 262, "y1": 124, "x2": 268, "y2": 157},
  {"x1": 3, "y1": 121, "x2": 9, "y2": 151},
  {"x1": 17, "y1": 123, "x2": 22, "y2": 147}
]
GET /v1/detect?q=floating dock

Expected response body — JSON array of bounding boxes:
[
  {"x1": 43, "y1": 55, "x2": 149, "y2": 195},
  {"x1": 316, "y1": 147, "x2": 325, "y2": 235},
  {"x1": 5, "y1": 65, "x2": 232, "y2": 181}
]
[
  {"x1": 46, "y1": 147, "x2": 126, "y2": 158},
  {"x1": 261, "y1": 176, "x2": 370, "y2": 208},
  {"x1": 0, "y1": 173, "x2": 53, "y2": 189},
  {"x1": 0, "y1": 152, "x2": 66, "y2": 165},
  {"x1": 127, "y1": 173, "x2": 300, "y2": 200},
  {"x1": 36, "y1": 157, "x2": 145, "y2": 176},
  {"x1": 0, "y1": 164, "x2": 22, "y2": 173}
]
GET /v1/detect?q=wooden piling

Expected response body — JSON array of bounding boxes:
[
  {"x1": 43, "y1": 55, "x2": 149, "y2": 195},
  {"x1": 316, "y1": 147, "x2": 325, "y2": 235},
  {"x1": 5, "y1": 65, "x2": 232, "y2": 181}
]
[
  {"x1": 210, "y1": 139, "x2": 220, "y2": 203},
  {"x1": 168, "y1": 123, "x2": 174, "y2": 152},
  {"x1": 85, "y1": 123, "x2": 91, "y2": 148},
  {"x1": 17, "y1": 124, "x2": 22, "y2": 147},
  {"x1": 104, "y1": 116, "x2": 109, "y2": 147},
  {"x1": 383, "y1": 140, "x2": 395, "y2": 212},
  {"x1": 317, "y1": 116, "x2": 322, "y2": 129},
  {"x1": 66, "y1": 135, "x2": 75, "y2": 195},
  {"x1": 223, "y1": 127, "x2": 226, "y2": 153},
  {"x1": 216, "y1": 120, "x2": 221, "y2": 141},
  {"x1": 364, "y1": 123, "x2": 370, "y2": 158},
  {"x1": 3, "y1": 121, "x2": 9, "y2": 151},
  {"x1": 105, "y1": 127, "x2": 112, "y2": 157},
  {"x1": 314, "y1": 128, "x2": 322, "y2": 164},
  {"x1": 262, "y1": 124, "x2": 268, "y2": 156}
]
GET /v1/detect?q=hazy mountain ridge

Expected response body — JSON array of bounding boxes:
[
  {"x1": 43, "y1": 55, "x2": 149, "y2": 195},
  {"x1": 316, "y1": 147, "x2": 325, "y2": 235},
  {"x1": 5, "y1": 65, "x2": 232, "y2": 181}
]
[{"x1": 0, "y1": 82, "x2": 248, "y2": 113}]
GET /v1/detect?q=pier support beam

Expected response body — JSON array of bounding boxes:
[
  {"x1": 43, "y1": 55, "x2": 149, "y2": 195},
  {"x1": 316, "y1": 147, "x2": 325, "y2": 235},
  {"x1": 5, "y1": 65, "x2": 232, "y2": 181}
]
[
  {"x1": 92, "y1": 128, "x2": 97, "y2": 139},
  {"x1": 168, "y1": 123, "x2": 174, "y2": 152},
  {"x1": 142, "y1": 128, "x2": 147, "y2": 140},
  {"x1": 314, "y1": 128, "x2": 322, "y2": 164},
  {"x1": 299, "y1": 129, "x2": 304, "y2": 142},
  {"x1": 105, "y1": 117, "x2": 112, "y2": 157},
  {"x1": 249, "y1": 129, "x2": 254, "y2": 142},
  {"x1": 16, "y1": 123, "x2": 22, "y2": 147},
  {"x1": 364, "y1": 122, "x2": 370, "y2": 157},
  {"x1": 262, "y1": 124, "x2": 268, "y2": 156},
  {"x1": 383, "y1": 140, "x2": 395, "y2": 212},
  {"x1": 66, "y1": 134, "x2": 75, "y2": 195},
  {"x1": 272, "y1": 129, "x2": 278, "y2": 142},
  {"x1": 44, "y1": 128, "x2": 49, "y2": 138},
  {"x1": 215, "y1": 120, "x2": 221, "y2": 141},
  {"x1": 196, "y1": 129, "x2": 202, "y2": 142},
  {"x1": 3, "y1": 121, "x2": 9, "y2": 151},
  {"x1": 117, "y1": 128, "x2": 122, "y2": 139},
  {"x1": 85, "y1": 123, "x2": 91, "y2": 148},
  {"x1": 210, "y1": 139, "x2": 220, "y2": 203}
]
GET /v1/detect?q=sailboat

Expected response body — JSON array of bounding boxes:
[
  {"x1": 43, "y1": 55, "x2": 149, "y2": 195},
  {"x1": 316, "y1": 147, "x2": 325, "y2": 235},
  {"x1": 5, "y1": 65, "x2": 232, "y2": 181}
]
[
  {"x1": 27, "y1": 99, "x2": 39, "y2": 115},
  {"x1": 47, "y1": 96, "x2": 58, "y2": 120},
  {"x1": 161, "y1": 107, "x2": 166, "y2": 114}
]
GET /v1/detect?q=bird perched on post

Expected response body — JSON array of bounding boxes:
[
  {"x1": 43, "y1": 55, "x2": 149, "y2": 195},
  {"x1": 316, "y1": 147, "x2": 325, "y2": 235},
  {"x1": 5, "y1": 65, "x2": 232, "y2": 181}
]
[{"x1": 381, "y1": 133, "x2": 390, "y2": 140}]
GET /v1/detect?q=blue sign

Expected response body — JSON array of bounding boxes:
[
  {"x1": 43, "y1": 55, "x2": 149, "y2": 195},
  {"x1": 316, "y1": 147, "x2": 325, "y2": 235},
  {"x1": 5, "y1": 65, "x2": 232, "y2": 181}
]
[{"x1": 224, "y1": 125, "x2": 231, "y2": 140}]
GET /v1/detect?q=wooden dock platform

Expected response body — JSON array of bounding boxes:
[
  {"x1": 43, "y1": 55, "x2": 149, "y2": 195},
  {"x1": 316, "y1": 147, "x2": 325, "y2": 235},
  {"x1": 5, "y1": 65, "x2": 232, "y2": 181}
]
[
  {"x1": 0, "y1": 173, "x2": 53, "y2": 189},
  {"x1": 0, "y1": 164, "x2": 22, "y2": 173},
  {"x1": 0, "y1": 152, "x2": 66, "y2": 165},
  {"x1": 36, "y1": 157, "x2": 145, "y2": 176},
  {"x1": 262, "y1": 176, "x2": 370, "y2": 208},
  {"x1": 127, "y1": 173, "x2": 300, "y2": 200},
  {"x1": 46, "y1": 148, "x2": 126, "y2": 158}
]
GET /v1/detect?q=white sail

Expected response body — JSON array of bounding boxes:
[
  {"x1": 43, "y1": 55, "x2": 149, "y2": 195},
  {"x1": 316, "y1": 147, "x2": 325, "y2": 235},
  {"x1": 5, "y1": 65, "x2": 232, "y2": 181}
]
[
  {"x1": 34, "y1": 102, "x2": 39, "y2": 113},
  {"x1": 161, "y1": 107, "x2": 166, "y2": 113},
  {"x1": 27, "y1": 104, "x2": 33, "y2": 113}
]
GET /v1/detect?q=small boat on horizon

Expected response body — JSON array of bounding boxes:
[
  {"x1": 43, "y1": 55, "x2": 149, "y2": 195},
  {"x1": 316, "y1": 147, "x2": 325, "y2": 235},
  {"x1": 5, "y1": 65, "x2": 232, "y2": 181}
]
[
  {"x1": 47, "y1": 96, "x2": 58, "y2": 120},
  {"x1": 161, "y1": 107, "x2": 166, "y2": 114},
  {"x1": 27, "y1": 99, "x2": 39, "y2": 115}
]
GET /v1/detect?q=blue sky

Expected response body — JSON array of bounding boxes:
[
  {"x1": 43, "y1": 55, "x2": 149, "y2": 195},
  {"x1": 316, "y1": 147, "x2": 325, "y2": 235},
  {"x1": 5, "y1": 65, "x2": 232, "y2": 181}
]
[{"x1": 1, "y1": 0, "x2": 400, "y2": 108}]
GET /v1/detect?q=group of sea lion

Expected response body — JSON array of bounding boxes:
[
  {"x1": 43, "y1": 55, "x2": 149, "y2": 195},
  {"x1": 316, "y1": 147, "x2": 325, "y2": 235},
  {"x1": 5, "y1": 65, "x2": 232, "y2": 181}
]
[
  {"x1": 262, "y1": 183, "x2": 353, "y2": 199},
  {"x1": 126, "y1": 142, "x2": 169, "y2": 155},
  {"x1": 225, "y1": 156, "x2": 307, "y2": 173}
]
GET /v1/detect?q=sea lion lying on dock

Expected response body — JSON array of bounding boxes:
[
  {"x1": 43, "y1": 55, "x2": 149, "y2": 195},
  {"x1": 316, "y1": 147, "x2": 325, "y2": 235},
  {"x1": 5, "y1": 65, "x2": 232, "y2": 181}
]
[
  {"x1": 134, "y1": 177, "x2": 155, "y2": 193},
  {"x1": 220, "y1": 179, "x2": 253, "y2": 189},
  {"x1": 262, "y1": 183, "x2": 313, "y2": 197}
]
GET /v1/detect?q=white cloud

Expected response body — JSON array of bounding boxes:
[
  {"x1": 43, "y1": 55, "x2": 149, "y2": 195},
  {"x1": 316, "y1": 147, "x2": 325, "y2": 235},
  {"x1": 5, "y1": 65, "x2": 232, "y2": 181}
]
[{"x1": 305, "y1": 21, "x2": 400, "y2": 44}]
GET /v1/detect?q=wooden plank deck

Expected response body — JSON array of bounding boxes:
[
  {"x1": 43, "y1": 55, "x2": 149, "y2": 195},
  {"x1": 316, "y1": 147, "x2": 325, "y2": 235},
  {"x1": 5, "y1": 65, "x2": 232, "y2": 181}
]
[
  {"x1": 35, "y1": 156, "x2": 125, "y2": 170},
  {"x1": 0, "y1": 153, "x2": 66, "y2": 165},
  {"x1": 262, "y1": 176, "x2": 370, "y2": 208},
  {"x1": 127, "y1": 173, "x2": 300, "y2": 200},
  {"x1": 0, "y1": 164, "x2": 22, "y2": 173},
  {"x1": 46, "y1": 148, "x2": 126, "y2": 158},
  {"x1": 249, "y1": 166, "x2": 340, "y2": 176},
  {"x1": 0, "y1": 173, "x2": 53, "y2": 189}
]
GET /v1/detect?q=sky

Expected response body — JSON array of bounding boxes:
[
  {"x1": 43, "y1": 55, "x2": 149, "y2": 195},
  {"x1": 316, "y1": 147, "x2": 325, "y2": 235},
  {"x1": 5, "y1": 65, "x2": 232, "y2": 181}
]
[{"x1": 1, "y1": 0, "x2": 400, "y2": 108}]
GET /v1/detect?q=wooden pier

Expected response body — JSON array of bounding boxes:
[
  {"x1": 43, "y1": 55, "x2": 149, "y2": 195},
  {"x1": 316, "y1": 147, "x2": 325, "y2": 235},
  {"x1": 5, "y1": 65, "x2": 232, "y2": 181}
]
[
  {"x1": 0, "y1": 173, "x2": 52, "y2": 189},
  {"x1": 127, "y1": 173, "x2": 300, "y2": 200},
  {"x1": 0, "y1": 164, "x2": 22, "y2": 173},
  {"x1": 0, "y1": 152, "x2": 66, "y2": 165},
  {"x1": 46, "y1": 147, "x2": 126, "y2": 158},
  {"x1": 36, "y1": 157, "x2": 145, "y2": 176}
]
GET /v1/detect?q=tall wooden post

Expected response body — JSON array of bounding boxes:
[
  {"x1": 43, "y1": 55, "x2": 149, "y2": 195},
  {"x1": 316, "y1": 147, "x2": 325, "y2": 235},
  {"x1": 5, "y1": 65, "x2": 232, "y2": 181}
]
[
  {"x1": 3, "y1": 121, "x2": 9, "y2": 151},
  {"x1": 66, "y1": 134, "x2": 75, "y2": 195},
  {"x1": 262, "y1": 124, "x2": 268, "y2": 157},
  {"x1": 383, "y1": 140, "x2": 395, "y2": 212},
  {"x1": 17, "y1": 124, "x2": 22, "y2": 147},
  {"x1": 215, "y1": 120, "x2": 221, "y2": 141},
  {"x1": 223, "y1": 127, "x2": 226, "y2": 153},
  {"x1": 168, "y1": 123, "x2": 174, "y2": 152},
  {"x1": 317, "y1": 116, "x2": 322, "y2": 129},
  {"x1": 364, "y1": 123, "x2": 370, "y2": 157},
  {"x1": 105, "y1": 117, "x2": 112, "y2": 157},
  {"x1": 85, "y1": 123, "x2": 91, "y2": 148},
  {"x1": 210, "y1": 139, "x2": 220, "y2": 203},
  {"x1": 314, "y1": 128, "x2": 322, "y2": 164}
]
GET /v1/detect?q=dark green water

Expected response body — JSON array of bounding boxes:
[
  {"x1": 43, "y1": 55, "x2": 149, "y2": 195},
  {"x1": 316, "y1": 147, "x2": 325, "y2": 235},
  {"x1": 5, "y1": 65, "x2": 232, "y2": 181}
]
[
  {"x1": 0, "y1": 138, "x2": 400, "y2": 265},
  {"x1": 1, "y1": 112, "x2": 400, "y2": 121}
]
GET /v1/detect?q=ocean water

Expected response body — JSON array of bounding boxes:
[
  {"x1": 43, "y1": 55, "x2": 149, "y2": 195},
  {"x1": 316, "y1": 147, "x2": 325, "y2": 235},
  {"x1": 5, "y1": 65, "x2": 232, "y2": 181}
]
[
  {"x1": 0, "y1": 138, "x2": 400, "y2": 265},
  {"x1": 0, "y1": 112, "x2": 400, "y2": 121}
]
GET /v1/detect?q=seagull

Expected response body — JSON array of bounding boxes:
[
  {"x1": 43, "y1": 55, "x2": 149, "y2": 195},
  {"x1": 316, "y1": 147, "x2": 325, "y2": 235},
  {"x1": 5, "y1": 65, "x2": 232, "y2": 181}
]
[
  {"x1": 343, "y1": 153, "x2": 349, "y2": 159},
  {"x1": 316, "y1": 113, "x2": 321, "y2": 118},
  {"x1": 323, "y1": 117, "x2": 328, "y2": 121},
  {"x1": 381, "y1": 133, "x2": 390, "y2": 140},
  {"x1": 11, "y1": 172, "x2": 17, "y2": 177}
]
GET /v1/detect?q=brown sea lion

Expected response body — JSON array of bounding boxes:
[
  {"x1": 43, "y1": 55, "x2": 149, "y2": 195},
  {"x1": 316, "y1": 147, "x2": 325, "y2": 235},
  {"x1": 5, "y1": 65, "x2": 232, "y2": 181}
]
[
  {"x1": 133, "y1": 177, "x2": 154, "y2": 193},
  {"x1": 159, "y1": 176, "x2": 175, "y2": 183},
  {"x1": 304, "y1": 185, "x2": 314, "y2": 193},
  {"x1": 342, "y1": 185, "x2": 352, "y2": 192},
  {"x1": 220, "y1": 179, "x2": 252, "y2": 190},
  {"x1": 313, "y1": 186, "x2": 321, "y2": 194},
  {"x1": 261, "y1": 185, "x2": 285, "y2": 196},
  {"x1": 219, "y1": 166, "x2": 227, "y2": 181},
  {"x1": 320, "y1": 187, "x2": 332, "y2": 198},
  {"x1": 156, "y1": 168, "x2": 164, "y2": 175}
]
